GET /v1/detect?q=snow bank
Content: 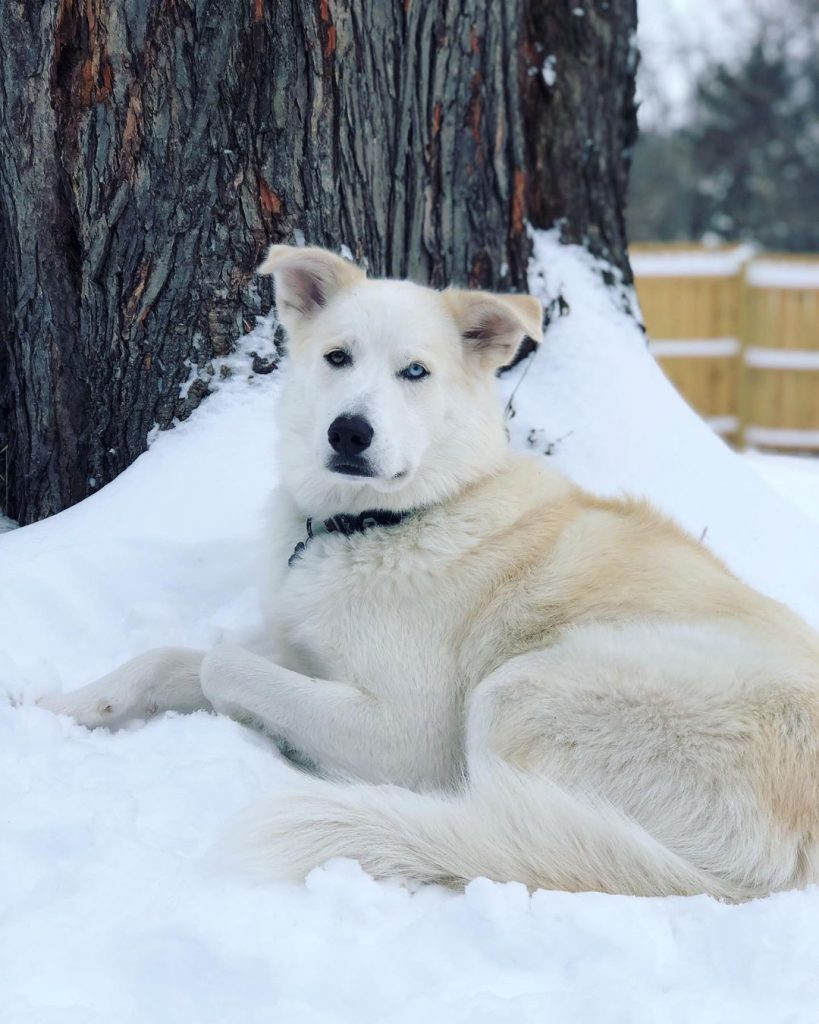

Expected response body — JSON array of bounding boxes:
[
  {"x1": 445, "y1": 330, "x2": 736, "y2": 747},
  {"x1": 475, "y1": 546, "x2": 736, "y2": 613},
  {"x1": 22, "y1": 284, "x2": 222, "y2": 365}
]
[
  {"x1": 2, "y1": 233, "x2": 819, "y2": 1022},
  {"x1": 0, "y1": 316, "x2": 282, "y2": 700},
  {"x1": 744, "y1": 451, "x2": 819, "y2": 527},
  {"x1": 501, "y1": 230, "x2": 819, "y2": 624}
]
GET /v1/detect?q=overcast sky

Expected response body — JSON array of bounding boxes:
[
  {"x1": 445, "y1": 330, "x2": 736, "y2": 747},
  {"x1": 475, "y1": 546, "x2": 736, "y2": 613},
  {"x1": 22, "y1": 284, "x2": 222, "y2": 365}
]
[{"x1": 637, "y1": 0, "x2": 762, "y2": 127}]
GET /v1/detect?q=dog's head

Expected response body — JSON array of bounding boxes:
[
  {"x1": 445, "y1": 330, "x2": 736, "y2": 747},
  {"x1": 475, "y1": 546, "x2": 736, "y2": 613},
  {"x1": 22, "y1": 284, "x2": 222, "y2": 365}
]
[{"x1": 259, "y1": 245, "x2": 542, "y2": 515}]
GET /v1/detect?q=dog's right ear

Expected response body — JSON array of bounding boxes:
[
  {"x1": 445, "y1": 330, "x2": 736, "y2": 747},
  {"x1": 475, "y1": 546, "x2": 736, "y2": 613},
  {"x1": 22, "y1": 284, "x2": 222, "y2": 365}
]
[{"x1": 257, "y1": 245, "x2": 365, "y2": 331}]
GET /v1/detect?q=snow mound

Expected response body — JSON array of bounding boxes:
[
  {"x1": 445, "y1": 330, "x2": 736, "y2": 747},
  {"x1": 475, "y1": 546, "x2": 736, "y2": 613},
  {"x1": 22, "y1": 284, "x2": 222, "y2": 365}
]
[
  {"x1": 500, "y1": 230, "x2": 819, "y2": 625},
  {"x1": 744, "y1": 452, "x2": 819, "y2": 528},
  {"x1": 2, "y1": 234, "x2": 819, "y2": 1022}
]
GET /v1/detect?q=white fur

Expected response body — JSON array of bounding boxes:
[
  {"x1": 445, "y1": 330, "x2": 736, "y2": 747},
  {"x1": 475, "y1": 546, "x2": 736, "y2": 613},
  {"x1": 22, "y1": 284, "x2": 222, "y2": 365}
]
[
  {"x1": 41, "y1": 247, "x2": 819, "y2": 900},
  {"x1": 273, "y1": 279, "x2": 512, "y2": 518}
]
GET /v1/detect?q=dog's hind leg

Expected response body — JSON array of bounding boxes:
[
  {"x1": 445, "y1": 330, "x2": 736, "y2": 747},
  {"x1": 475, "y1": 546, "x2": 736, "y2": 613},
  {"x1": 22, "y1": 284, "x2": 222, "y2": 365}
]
[{"x1": 38, "y1": 647, "x2": 207, "y2": 729}]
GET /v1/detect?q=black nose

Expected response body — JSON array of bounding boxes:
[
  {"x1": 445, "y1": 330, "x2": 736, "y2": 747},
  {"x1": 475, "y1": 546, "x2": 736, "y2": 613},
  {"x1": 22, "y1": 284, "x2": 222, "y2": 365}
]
[{"x1": 328, "y1": 415, "x2": 374, "y2": 456}]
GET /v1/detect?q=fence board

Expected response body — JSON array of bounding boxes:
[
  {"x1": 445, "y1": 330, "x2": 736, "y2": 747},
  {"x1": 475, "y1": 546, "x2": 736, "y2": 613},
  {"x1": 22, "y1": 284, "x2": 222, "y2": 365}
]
[{"x1": 632, "y1": 246, "x2": 819, "y2": 451}]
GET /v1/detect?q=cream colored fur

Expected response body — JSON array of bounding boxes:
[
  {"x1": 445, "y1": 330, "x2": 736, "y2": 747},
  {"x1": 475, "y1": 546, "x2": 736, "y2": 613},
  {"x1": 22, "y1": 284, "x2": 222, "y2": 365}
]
[{"x1": 41, "y1": 245, "x2": 819, "y2": 900}]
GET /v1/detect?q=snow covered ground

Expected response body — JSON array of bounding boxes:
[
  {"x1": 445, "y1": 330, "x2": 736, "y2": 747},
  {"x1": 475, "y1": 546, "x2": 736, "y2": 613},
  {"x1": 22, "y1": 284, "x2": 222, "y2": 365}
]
[
  {"x1": 744, "y1": 452, "x2": 819, "y2": 529},
  {"x1": 2, "y1": 232, "x2": 819, "y2": 1023}
]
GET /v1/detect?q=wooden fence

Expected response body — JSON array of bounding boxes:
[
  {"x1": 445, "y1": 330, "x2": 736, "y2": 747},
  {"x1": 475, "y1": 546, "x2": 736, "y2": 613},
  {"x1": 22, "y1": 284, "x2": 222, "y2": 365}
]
[{"x1": 631, "y1": 245, "x2": 819, "y2": 451}]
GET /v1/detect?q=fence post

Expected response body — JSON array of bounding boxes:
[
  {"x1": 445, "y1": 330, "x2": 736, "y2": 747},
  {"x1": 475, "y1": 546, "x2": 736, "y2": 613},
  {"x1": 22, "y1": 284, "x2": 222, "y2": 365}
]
[{"x1": 736, "y1": 256, "x2": 752, "y2": 450}]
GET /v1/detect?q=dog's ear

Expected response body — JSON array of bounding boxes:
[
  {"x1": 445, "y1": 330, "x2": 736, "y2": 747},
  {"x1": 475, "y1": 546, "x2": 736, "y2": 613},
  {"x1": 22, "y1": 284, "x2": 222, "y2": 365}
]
[
  {"x1": 257, "y1": 245, "x2": 365, "y2": 330},
  {"x1": 444, "y1": 290, "x2": 544, "y2": 370}
]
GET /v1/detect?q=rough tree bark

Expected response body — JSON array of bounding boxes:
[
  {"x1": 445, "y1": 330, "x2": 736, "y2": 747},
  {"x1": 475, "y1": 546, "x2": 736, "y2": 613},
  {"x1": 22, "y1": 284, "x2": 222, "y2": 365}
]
[
  {"x1": 523, "y1": 1, "x2": 638, "y2": 281},
  {"x1": 0, "y1": 0, "x2": 637, "y2": 525}
]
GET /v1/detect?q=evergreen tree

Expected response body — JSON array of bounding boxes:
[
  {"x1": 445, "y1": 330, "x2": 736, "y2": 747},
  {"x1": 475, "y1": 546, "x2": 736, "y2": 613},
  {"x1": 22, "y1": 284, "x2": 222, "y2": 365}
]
[{"x1": 629, "y1": 1, "x2": 819, "y2": 250}]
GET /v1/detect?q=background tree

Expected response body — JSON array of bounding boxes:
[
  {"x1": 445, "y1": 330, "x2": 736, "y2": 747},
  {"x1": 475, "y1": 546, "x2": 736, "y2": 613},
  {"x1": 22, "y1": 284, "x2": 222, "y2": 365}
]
[
  {"x1": 688, "y1": 30, "x2": 819, "y2": 249},
  {"x1": 630, "y1": 0, "x2": 819, "y2": 249},
  {"x1": 0, "y1": 0, "x2": 637, "y2": 525}
]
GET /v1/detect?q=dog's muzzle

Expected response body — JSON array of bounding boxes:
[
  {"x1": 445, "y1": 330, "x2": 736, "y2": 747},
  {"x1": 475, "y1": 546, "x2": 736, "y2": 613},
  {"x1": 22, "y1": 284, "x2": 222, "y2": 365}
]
[{"x1": 327, "y1": 454, "x2": 375, "y2": 478}]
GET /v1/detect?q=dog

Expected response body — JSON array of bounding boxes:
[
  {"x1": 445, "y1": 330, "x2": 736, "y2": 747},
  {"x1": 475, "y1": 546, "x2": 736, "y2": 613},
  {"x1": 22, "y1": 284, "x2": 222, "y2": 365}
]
[{"x1": 40, "y1": 244, "x2": 819, "y2": 899}]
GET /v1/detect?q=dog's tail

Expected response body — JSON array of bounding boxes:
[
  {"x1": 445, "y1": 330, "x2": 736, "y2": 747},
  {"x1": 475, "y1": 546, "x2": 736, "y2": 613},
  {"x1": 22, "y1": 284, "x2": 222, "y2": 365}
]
[{"x1": 236, "y1": 765, "x2": 748, "y2": 899}]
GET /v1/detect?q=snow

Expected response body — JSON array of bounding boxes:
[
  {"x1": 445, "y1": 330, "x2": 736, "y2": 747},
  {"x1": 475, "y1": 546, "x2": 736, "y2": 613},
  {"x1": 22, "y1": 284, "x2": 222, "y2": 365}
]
[
  {"x1": 744, "y1": 451, "x2": 819, "y2": 528},
  {"x1": 541, "y1": 55, "x2": 557, "y2": 87},
  {"x1": 648, "y1": 338, "x2": 739, "y2": 358},
  {"x1": 746, "y1": 260, "x2": 819, "y2": 289},
  {"x1": 503, "y1": 230, "x2": 819, "y2": 624},
  {"x1": 704, "y1": 414, "x2": 740, "y2": 436},
  {"x1": 3, "y1": 230, "x2": 819, "y2": 1022},
  {"x1": 629, "y1": 245, "x2": 754, "y2": 277},
  {"x1": 744, "y1": 427, "x2": 819, "y2": 453},
  {"x1": 745, "y1": 347, "x2": 819, "y2": 371}
]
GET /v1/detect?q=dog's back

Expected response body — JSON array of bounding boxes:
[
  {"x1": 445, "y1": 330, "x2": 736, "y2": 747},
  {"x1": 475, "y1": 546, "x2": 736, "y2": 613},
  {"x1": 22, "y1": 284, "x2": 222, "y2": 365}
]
[{"x1": 251, "y1": 449, "x2": 819, "y2": 898}]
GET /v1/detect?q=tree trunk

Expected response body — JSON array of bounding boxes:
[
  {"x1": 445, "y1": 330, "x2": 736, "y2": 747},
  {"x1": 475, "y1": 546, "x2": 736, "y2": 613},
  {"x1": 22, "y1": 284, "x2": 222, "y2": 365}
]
[
  {"x1": 523, "y1": 0, "x2": 638, "y2": 282},
  {"x1": 0, "y1": 0, "x2": 637, "y2": 525}
]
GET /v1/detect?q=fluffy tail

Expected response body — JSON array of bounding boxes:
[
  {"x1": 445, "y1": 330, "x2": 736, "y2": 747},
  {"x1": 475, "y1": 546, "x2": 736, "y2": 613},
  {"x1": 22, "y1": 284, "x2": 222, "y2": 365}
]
[{"x1": 237, "y1": 766, "x2": 749, "y2": 899}]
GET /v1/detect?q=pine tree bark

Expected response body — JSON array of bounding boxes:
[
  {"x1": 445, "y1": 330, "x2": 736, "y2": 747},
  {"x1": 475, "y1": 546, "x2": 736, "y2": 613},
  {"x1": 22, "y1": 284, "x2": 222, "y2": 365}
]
[{"x1": 0, "y1": 0, "x2": 637, "y2": 525}]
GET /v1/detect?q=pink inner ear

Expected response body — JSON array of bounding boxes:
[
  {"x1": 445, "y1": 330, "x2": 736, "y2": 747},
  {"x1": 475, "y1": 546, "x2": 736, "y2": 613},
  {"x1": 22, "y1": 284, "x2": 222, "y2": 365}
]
[
  {"x1": 463, "y1": 308, "x2": 516, "y2": 351},
  {"x1": 279, "y1": 264, "x2": 328, "y2": 314}
]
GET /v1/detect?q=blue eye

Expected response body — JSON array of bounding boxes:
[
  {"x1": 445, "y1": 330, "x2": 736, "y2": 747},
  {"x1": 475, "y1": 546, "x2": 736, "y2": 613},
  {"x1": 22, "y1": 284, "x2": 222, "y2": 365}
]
[
  {"x1": 325, "y1": 349, "x2": 352, "y2": 368},
  {"x1": 399, "y1": 362, "x2": 430, "y2": 381}
]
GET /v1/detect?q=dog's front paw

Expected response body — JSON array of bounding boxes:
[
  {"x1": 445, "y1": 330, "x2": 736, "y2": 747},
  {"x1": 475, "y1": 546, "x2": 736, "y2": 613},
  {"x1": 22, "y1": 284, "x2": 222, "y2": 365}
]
[
  {"x1": 37, "y1": 683, "x2": 158, "y2": 730},
  {"x1": 37, "y1": 689, "x2": 125, "y2": 729}
]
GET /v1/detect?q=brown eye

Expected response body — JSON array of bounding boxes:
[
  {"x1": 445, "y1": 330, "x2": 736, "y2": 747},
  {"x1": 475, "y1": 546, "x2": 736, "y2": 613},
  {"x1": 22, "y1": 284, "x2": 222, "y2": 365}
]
[{"x1": 325, "y1": 349, "x2": 352, "y2": 368}]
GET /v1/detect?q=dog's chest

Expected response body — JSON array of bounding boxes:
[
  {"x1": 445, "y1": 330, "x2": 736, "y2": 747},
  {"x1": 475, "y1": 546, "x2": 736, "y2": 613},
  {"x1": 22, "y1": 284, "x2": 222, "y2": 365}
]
[{"x1": 277, "y1": 530, "x2": 462, "y2": 686}]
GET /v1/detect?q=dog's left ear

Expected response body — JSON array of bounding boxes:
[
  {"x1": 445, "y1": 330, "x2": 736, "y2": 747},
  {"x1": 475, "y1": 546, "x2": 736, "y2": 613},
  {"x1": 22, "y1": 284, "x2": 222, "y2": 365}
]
[
  {"x1": 445, "y1": 290, "x2": 544, "y2": 370},
  {"x1": 257, "y1": 245, "x2": 365, "y2": 333}
]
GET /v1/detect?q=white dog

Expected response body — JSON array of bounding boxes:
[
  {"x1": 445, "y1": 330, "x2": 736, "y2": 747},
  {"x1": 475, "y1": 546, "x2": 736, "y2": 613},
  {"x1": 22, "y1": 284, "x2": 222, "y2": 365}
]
[{"x1": 41, "y1": 245, "x2": 819, "y2": 900}]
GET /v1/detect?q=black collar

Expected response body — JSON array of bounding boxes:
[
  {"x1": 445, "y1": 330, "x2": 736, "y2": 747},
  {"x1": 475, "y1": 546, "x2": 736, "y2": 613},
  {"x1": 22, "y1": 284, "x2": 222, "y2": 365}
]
[{"x1": 288, "y1": 508, "x2": 415, "y2": 566}]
